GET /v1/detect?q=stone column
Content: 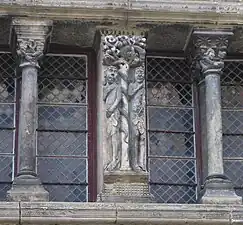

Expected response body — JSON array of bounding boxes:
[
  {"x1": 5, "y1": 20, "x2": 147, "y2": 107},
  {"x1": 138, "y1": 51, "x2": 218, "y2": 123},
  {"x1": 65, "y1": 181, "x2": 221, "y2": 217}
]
[
  {"x1": 7, "y1": 18, "x2": 52, "y2": 201},
  {"x1": 193, "y1": 29, "x2": 242, "y2": 204},
  {"x1": 98, "y1": 31, "x2": 152, "y2": 202}
]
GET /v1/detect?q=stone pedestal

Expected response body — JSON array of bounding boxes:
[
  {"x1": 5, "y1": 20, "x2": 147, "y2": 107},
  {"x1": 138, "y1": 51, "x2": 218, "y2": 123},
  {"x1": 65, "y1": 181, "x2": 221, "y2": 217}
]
[
  {"x1": 200, "y1": 175, "x2": 241, "y2": 204},
  {"x1": 7, "y1": 175, "x2": 49, "y2": 202},
  {"x1": 99, "y1": 171, "x2": 152, "y2": 203}
]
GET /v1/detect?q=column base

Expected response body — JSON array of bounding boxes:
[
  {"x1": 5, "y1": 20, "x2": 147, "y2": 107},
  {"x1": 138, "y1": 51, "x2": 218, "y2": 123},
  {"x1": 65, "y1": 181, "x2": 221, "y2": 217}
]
[
  {"x1": 7, "y1": 174, "x2": 49, "y2": 202},
  {"x1": 98, "y1": 171, "x2": 153, "y2": 203},
  {"x1": 199, "y1": 175, "x2": 242, "y2": 204}
]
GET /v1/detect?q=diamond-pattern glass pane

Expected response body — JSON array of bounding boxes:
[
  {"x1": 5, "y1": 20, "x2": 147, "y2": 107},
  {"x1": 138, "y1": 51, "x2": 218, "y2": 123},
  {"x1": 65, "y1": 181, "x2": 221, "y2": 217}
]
[
  {"x1": 0, "y1": 78, "x2": 15, "y2": 103},
  {"x1": 38, "y1": 78, "x2": 86, "y2": 104},
  {"x1": 222, "y1": 110, "x2": 243, "y2": 133},
  {"x1": 37, "y1": 132, "x2": 87, "y2": 157},
  {"x1": 150, "y1": 184, "x2": 196, "y2": 203},
  {"x1": 146, "y1": 57, "x2": 191, "y2": 82},
  {"x1": 38, "y1": 106, "x2": 86, "y2": 130},
  {"x1": 147, "y1": 82, "x2": 192, "y2": 106},
  {"x1": 224, "y1": 160, "x2": 243, "y2": 187},
  {"x1": 44, "y1": 185, "x2": 87, "y2": 202},
  {"x1": 0, "y1": 130, "x2": 14, "y2": 154},
  {"x1": 223, "y1": 136, "x2": 243, "y2": 158},
  {"x1": 0, "y1": 156, "x2": 13, "y2": 182},
  {"x1": 149, "y1": 132, "x2": 194, "y2": 157},
  {"x1": 40, "y1": 55, "x2": 87, "y2": 79},
  {"x1": 149, "y1": 158, "x2": 196, "y2": 184},
  {"x1": 222, "y1": 61, "x2": 243, "y2": 85},
  {"x1": 37, "y1": 158, "x2": 87, "y2": 183},
  {"x1": 222, "y1": 86, "x2": 243, "y2": 108},
  {"x1": 0, "y1": 54, "x2": 16, "y2": 78},
  {"x1": 148, "y1": 108, "x2": 193, "y2": 132},
  {"x1": 0, "y1": 104, "x2": 14, "y2": 128}
]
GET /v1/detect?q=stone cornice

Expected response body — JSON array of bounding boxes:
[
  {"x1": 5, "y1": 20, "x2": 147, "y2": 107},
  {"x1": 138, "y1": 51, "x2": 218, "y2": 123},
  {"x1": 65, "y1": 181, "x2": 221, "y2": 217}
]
[
  {"x1": 2, "y1": 4, "x2": 243, "y2": 25},
  {"x1": 1, "y1": 202, "x2": 243, "y2": 225}
]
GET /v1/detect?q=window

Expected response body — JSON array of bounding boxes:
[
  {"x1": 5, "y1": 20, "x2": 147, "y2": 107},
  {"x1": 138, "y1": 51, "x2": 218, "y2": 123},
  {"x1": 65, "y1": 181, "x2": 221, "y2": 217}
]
[
  {"x1": 146, "y1": 56, "x2": 200, "y2": 203},
  {"x1": 0, "y1": 51, "x2": 97, "y2": 202},
  {"x1": 222, "y1": 61, "x2": 243, "y2": 198},
  {"x1": 0, "y1": 53, "x2": 17, "y2": 200}
]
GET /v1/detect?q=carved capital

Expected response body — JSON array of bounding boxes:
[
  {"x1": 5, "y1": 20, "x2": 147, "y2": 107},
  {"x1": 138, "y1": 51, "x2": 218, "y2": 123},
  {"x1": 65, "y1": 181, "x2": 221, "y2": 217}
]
[
  {"x1": 12, "y1": 18, "x2": 53, "y2": 68},
  {"x1": 102, "y1": 34, "x2": 146, "y2": 69},
  {"x1": 193, "y1": 29, "x2": 233, "y2": 76},
  {"x1": 17, "y1": 39, "x2": 44, "y2": 68}
]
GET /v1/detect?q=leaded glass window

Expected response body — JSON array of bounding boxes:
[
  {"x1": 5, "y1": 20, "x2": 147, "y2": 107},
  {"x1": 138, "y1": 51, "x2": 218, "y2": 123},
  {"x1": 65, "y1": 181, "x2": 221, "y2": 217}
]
[
  {"x1": 36, "y1": 54, "x2": 90, "y2": 202},
  {"x1": 0, "y1": 53, "x2": 17, "y2": 200},
  {"x1": 222, "y1": 61, "x2": 243, "y2": 198},
  {"x1": 146, "y1": 56, "x2": 199, "y2": 203}
]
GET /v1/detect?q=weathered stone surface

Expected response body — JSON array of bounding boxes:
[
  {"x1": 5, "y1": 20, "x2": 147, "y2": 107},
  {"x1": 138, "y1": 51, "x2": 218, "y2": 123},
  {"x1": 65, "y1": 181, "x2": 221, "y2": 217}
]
[
  {"x1": 146, "y1": 24, "x2": 192, "y2": 52},
  {"x1": 51, "y1": 21, "x2": 98, "y2": 47},
  {"x1": 99, "y1": 171, "x2": 152, "y2": 203},
  {"x1": 0, "y1": 202, "x2": 19, "y2": 224},
  {"x1": 116, "y1": 203, "x2": 232, "y2": 224},
  {"x1": 1, "y1": 202, "x2": 243, "y2": 225},
  {"x1": 20, "y1": 202, "x2": 117, "y2": 224},
  {"x1": 1, "y1": 1, "x2": 243, "y2": 26}
]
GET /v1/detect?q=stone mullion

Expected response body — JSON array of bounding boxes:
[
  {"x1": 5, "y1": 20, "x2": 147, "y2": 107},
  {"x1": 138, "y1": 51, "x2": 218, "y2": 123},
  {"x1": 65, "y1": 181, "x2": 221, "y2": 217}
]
[
  {"x1": 7, "y1": 18, "x2": 52, "y2": 202},
  {"x1": 193, "y1": 29, "x2": 242, "y2": 204}
]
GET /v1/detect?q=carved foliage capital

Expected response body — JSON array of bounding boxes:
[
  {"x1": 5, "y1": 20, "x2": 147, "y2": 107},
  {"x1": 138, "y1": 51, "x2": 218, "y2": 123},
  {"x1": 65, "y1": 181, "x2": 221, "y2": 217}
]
[
  {"x1": 103, "y1": 35, "x2": 146, "y2": 69},
  {"x1": 17, "y1": 39, "x2": 44, "y2": 68},
  {"x1": 193, "y1": 30, "x2": 233, "y2": 75}
]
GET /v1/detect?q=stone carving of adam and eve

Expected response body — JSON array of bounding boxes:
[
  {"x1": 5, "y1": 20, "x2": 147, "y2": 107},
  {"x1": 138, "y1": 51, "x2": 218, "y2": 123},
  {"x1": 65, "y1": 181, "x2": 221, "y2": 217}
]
[{"x1": 103, "y1": 35, "x2": 146, "y2": 173}]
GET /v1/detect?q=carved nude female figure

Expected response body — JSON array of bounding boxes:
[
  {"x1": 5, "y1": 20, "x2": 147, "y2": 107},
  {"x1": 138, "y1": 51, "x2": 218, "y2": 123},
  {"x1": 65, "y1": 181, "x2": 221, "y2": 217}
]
[{"x1": 128, "y1": 66, "x2": 146, "y2": 171}]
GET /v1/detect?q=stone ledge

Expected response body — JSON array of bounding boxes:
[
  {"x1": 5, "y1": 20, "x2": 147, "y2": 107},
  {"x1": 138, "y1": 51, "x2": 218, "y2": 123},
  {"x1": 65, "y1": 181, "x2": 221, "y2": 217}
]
[
  {"x1": 1, "y1": 4, "x2": 243, "y2": 25},
  {"x1": 1, "y1": 202, "x2": 243, "y2": 225}
]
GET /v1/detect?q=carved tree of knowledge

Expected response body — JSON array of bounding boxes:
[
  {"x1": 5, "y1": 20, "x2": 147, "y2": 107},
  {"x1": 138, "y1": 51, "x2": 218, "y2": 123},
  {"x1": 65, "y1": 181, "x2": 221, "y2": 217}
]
[{"x1": 103, "y1": 35, "x2": 146, "y2": 172}]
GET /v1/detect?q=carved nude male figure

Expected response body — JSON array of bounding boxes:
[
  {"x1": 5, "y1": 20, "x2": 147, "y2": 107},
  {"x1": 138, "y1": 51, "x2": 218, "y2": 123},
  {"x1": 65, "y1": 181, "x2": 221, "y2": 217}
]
[{"x1": 103, "y1": 66, "x2": 121, "y2": 171}]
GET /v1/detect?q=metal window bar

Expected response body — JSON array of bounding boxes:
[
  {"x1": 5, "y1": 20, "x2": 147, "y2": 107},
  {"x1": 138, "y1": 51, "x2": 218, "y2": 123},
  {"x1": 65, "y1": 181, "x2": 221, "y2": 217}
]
[
  {"x1": 221, "y1": 61, "x2": 243, "y2": 196},
  {"x1": 36, "y1": 54, "x2": 89, "y2": 202},
  {"x1": 146, "y1": 56, "x2": 197, "y2": 203},
  {"x1": 0, "y1": 53, "x2": 17, "y2": 200}
]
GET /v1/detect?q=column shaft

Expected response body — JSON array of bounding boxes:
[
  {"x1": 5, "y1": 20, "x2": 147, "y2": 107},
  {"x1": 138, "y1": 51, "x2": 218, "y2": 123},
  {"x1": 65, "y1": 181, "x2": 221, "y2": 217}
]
[
  {"x1": 18, "y1": 66, "x2": 38, "y2": 176},
  {"x1": 205, "y1": 73, "x2": 224, "y2": 176}
]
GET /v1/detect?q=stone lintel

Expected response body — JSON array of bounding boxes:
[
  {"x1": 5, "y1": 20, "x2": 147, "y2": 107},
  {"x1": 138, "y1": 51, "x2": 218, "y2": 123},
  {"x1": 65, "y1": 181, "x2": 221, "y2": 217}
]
[{"x1": 1, "y1": 202, "x2": 243, "y2": 225}]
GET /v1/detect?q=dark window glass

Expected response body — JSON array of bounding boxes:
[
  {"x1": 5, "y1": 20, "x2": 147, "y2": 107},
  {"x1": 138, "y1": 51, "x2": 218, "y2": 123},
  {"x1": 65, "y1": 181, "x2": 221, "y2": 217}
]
[{"x1": 146, "y1": 57, "x2": 198, "y2": 203}]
